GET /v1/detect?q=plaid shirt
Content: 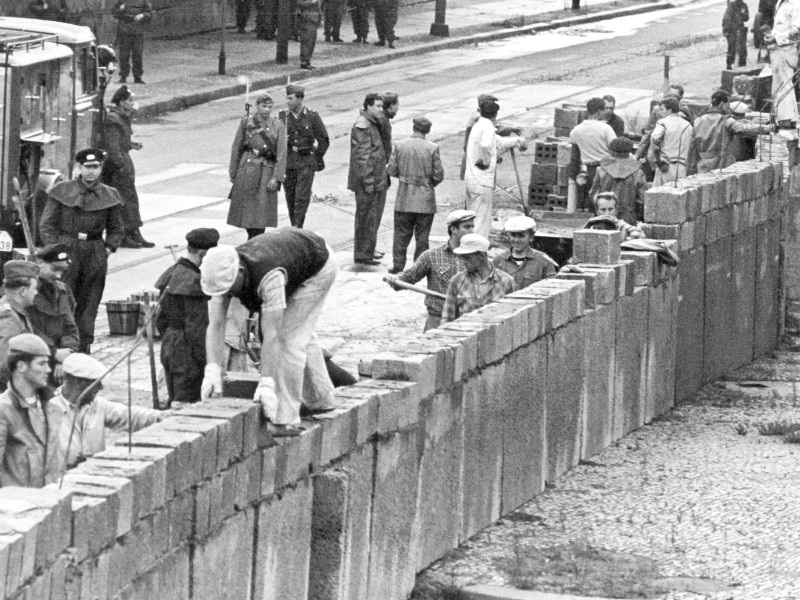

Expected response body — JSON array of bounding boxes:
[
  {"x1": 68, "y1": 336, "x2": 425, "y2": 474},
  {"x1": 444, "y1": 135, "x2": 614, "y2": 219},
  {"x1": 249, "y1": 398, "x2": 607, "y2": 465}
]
[
  {"x1": 398, "y1": 243, "x2": 463, "y2": 317},
  {"x1": 441, "y1": 264, "x2": 516, "y2": 323}
]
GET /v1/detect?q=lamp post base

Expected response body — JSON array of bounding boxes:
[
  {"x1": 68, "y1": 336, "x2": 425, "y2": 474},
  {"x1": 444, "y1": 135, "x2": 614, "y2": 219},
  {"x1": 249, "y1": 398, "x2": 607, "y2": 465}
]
[
  {"x1": 430, "y1": 22, "x2": 449, "y2": 36},
  {"x1": 218, "y1": 51, "x2": 226, "y2": 75}
]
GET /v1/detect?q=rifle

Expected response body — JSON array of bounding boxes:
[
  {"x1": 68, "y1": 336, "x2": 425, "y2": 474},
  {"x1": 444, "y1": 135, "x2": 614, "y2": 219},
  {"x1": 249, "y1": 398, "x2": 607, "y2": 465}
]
[{"x1": 12, "y1": 178, "x2": 36, "y2": 259}]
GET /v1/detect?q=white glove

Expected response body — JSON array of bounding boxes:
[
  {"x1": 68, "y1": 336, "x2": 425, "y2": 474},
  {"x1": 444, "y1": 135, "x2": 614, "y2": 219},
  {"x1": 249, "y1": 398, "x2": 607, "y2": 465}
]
[
  {"x1": 254, "y1": 377, "x2": 279, "y2": 421},
  {"x1": 201, "y1": 363, "x2": 223, "y2": 401}
]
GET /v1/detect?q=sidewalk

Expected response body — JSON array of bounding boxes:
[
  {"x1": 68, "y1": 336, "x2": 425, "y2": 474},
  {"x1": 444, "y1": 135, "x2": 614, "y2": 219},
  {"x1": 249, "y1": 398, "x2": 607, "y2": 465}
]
[{"x1": 129, "y1": 0, "x2": 671, "y2": 118}]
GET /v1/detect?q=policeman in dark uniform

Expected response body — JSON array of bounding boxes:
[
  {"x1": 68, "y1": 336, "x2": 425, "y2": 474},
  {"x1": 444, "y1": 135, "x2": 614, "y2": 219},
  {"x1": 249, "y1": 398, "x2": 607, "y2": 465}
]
[
  {"x1": 279, "y1": 85, "x2": 330, "y2": 228},
  {"x1": 154, "y1": 228, "x2": 220, "y2": 405},
  {"x1": 28, "y1": 244, "x2": 79, "y2": 385},
  {"x1": 112, "y1": 0, "x2": 153, "y2": 84},
  {"x1": 39, "y1": 149, "x2": 125, "y2": 355},
  {"x1": 0, "y1": 260, "x2": 39, "y2": 386},
  {"x1": 296, "y1": 0, "x2": 321, "y2": 69},
  {"x1": 324, "y1": 0, "x2": 344, "y2": 42}
]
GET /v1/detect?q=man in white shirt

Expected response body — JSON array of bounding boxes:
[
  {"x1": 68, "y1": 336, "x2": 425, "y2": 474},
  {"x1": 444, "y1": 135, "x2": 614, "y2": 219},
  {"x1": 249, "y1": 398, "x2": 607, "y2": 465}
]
[
  {"x1": 464, "y1": 98, "x2": 527, "y2": 239},
  {"x1": 764, "y1": 0, "x2": 800, "y2": 138},
  {"x1": 569, "y1": 97, "x2": 616, "y2": 210}
]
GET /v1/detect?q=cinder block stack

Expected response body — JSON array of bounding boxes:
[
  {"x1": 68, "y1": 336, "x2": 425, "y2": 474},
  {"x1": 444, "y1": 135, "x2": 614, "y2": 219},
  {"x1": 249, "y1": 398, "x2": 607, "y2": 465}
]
[
  {"x1": 529, "y1": 136, "x2": 571, "y2": 209},
  {"x1": 553, "y1": 103, "x2": 586, "y2": 137}
]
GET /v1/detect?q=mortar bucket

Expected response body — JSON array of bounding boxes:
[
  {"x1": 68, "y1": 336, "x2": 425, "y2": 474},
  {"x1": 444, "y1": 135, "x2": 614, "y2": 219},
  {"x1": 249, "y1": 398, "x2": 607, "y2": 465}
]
[{"x1": 106, "y1": 301, "x2": 140, "y2": 335}]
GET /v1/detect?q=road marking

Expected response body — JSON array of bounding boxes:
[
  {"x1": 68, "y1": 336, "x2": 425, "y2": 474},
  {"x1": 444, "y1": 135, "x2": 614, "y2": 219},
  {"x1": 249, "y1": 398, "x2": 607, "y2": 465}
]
[{"x1": 137, "y1": 163, "x2": 221, "y2": 187}]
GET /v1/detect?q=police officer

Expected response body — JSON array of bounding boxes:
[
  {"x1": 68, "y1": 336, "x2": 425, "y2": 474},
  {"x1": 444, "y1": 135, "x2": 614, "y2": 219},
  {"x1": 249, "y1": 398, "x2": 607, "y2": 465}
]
[
  {"x1": 154, "y1": 228, "x2": 220, "y2": 405},
  {"x1": 0, "y1": 261, "x2": 39, "y2": 373},
  {"x1": 324, "y1": 0, "x2": 345, "y2": 42},
  {"x1": 112, "y1": 0, "x2": 153, "y2": 84},
  {"x1": 279, "y1": 85, "x2": 330, "y2": 228},
  {"x1": 28, "y1": 244, "x2": 79, "y2": 385},
  {"x1": 39, "y1": 148, "x2": 125, "y2": 355},
  {"x1": 296, "y1": 0, "x2": 321, "y2": 70}
]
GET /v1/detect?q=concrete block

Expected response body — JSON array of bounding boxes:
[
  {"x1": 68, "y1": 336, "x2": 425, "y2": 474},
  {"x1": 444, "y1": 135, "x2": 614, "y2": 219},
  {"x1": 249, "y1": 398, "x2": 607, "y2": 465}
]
[
  {"x1": 253, "y1": 478, "x2": 313, "y2": 600},
  {"x1": 193, "y1": 509, "x2": 254, "y2": 600},
  {"x1": 675, "y1": 248, "x2": 706, "y2": 403},
  {"x1": 156, "y1": 547, "x2": 190, "y2": 600},
  {"x1": 0, "y1": 487, "x2": 72, "y2": 568},
  {"x1": 471, "y1": 301, "x2": 531, "y2": 352},
  {"x1": 754, "y1": 219, "x2": 781, "y2": 358},
  {"x1": 693, "y1": 213, "x2": 707, "y2": 248},
  {"x1": 440, "y1": 320, "x2": 502, "y2": 368},
  {"x1": 116, "y1": 429, "x2": 204, "y2": 495},
  {"x1": 260, "y1": 446, "x2": 277, "y2": 498},
  {"x1": 531, "y1": 279, "x2": 585, "y2": 322},
  {"x1": 426, "y1": 328, "x2": 479, "y2": 375},
  {"x1": 221, "y1": 371, "x2": 259, "y2": 398},
  {"x1": 274, "y1": 423, "x2": 322, "y2": 488},
  {"x1": 180, "y1": 397, "x2": 261, "y2": 460},
  {"x1": 367, "y1": 429, "x2": 420, "y2": 600},
  {"x1": 370, "y1": 351, "x2": 438, "y2": 398},
  {"x1": 614, "y1": 287, "x2": 649, "y2": 438},
  {"x1": 460, "y1": 363, "x2": 505, "y2": 541},
  {"x1": 501, "y1": 340, "x2": 547, "y2": 513},
  {"x1": 639, "y1": 223, "x2": 679, "y2": 241},
  {"x1": 61, "y1": 473, "x2": 133, "y2": 540},
  {"x1": 414, "y1": 389, "x2": 464, "y2": 570},
  {"x1": 92, "y1": 446, "x2": 174, "y2": 502},
  {"x1": 645, "y1": 279, "x2": 678, "y2": 421},
  {"x1": 575, "y1": 266, "x2": 616, "y2": 304},
  {"x1": 460, "y1": 305, "x2": 517, "y2": 360},
  {"x1": 699, "y1": 176, "x2": 717, "y2": 213},
  {"x1": 234, "y1": 449, "x2": 263, "y2": 510},
  {"x1": 348, "y1": 379, "x2": 420, "y2": 434},
  {"x1": 730, "y1": 229, "x2": 757, "y2": 369},
  {"x1": 572, "y1": 229, "x2": 622, "y2": 264},
  {"x1": 331, "y1": 387, "x2": 379, "y2": 446},
  {"x1": 703, "y1": 236, "x2": 733, "y2": 383},
  {"x1": 546, "y1": 321, "x2": 585, "y2": 482},
  {"x1": 167, "y1": 491, "x2": 194, "y2": 552},
  {"x1": 620, "y1": 251, "x2": 657, "y2": 287},
  {"x1": 508, "y1": 291, "x2": 553, "y2": 333},
  {"x1": 555, "y1": 271, "x2": 597, "y2": 308},
  {"x1": 581, "y1": 304, "x2": 616, "y2": 459},
  {"x1": 644, "y1": 187, "x2": 689, "y2": 224},
  {"x1": 619, "y1": 260, "x2": 635, "y2": 296},
  {"x1": 0, "y1": 511, "x2": 45, "y2": 591},
  {"x1": 74, "y1": 457, "x2": 160, "y2": 525},
  {"x1": 384, "y1": 338, "x2": 456, "y2": 393},
  {"x1": 529, "y1": 163, "x2": 558, "y2": 184},
  {"x1": 1, "y1": 533, "x2": 22, "y2": 599}
]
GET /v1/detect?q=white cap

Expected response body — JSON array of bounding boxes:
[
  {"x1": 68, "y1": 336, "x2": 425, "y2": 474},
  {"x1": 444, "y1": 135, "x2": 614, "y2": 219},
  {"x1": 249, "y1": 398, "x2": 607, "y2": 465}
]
[
  {"x1": 62, "y1": 353, "x2": 106, "y2": 380},
  {"x1": 453, "y1": 233, "x2": 490, "y2": 254},
  {"x1": 446, "y1": 209, "x2": 476, "y2": 227},
  {"x1": 201, "y1": 246, "x2": 240, "y2": 296},
  {"x1": 504, "y1": 215, "x2": 536, "y2": 232}
]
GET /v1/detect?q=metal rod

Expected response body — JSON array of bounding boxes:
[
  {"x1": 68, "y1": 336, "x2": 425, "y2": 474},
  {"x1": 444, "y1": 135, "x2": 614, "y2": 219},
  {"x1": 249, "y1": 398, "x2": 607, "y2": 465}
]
[{"x1": 383, "y1": 276, "x2": 446, "y2": 299}]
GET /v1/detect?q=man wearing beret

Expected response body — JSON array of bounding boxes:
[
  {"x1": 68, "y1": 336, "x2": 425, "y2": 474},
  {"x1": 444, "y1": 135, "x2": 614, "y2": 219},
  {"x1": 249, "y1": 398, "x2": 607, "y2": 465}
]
[
  {"x1": 154, "y1": 228, "x2": 220, "y2": 405},
  {"x1": 386, "y1": 209, "x2": 474, "y2": 331},
  {"x1": 28, "y1": 245, "x2": 79, "y2": 385},
  {"x1": 102, "y1": 85, "x2": 153, "y2": 249},
  {"x1": 279, "y1": 85, "x2": 330, "y2": 228},
  {"x1": 40, "y1": 148, "x2": 125, "y2": 355},
  {"x1": 53, "y1": 353, "x2": 164, "y2": 469},
  {"x1": 493, "y1": 216, "x2": 557, "y2": 290},
  {"x1": 589, "y1": 136, "x2": 647, "y2": 226},
  {"x1": 0, "y1": 333, "x2": 63, "y2": 487},
  {"x1": 200, "y1": 229, "x2": 338, "y2": 437},
  {"x1": 113, "y1": 0, "x2": 153, "y2": 84},
  {"x1": 386, "y1": 116, "x2": 444, "y2": 274},
  {"x1": 0, "y1": 260, "x2": 40, "y2": 377}
]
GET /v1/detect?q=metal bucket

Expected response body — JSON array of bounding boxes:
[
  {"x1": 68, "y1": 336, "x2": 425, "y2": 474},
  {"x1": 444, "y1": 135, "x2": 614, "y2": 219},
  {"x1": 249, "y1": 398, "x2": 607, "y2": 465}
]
[{"x1": 106, "y1": 301, "x2": 140, "y2": 335}]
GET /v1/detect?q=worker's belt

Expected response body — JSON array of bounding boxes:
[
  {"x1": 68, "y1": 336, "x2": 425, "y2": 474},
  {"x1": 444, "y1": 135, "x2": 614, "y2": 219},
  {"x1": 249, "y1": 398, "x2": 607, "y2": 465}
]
[
  {"x1": 290, "y1": 146, "x2": 314, "y2": 156},
  {"x1": 74, "y1": 232, "x2": 103, "y2": 241},
  {"x1": 582, "y1": 161, "x2": 601, "y2": 167}
]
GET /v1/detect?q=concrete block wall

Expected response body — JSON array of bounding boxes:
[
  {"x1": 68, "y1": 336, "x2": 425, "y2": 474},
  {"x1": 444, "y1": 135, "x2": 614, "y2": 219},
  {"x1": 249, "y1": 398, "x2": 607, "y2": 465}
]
[{"x1": 0, "y1": 160, "x2": 785, "y2": 600}]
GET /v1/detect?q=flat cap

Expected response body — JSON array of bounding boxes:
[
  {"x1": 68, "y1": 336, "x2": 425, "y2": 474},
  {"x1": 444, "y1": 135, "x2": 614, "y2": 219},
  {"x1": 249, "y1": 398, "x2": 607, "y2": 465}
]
[
  {"x1": 186, "y1": 228, "x2": 220, "y2": 250},
  {"x1": 286, "y1": 84, "x2": 305, "y2": 97},
  {"x1": 111, "y1": 85, "x2": 132, "y2": 104},
  {"x1": 75, "y1": 148, "x2": 107, "y2": 165},
  {"x1": 453, "y1": 233, "x2": 490, "y2": 254},
  {"x1": 8, "y1": 333, "x2": 49, "y2": 357},
  {"x1": 504, "y1": 215, "x2": 537, "y2": 232},
  {"x1": 37, "y1": 244, "x2": 71, "y2": 263},
  {"x1": 446, "y1": 209, "x2": 476, "y2": 227},
  {"x1": 413, "y1": 116, "x2": 432, "y2": 134},
  {"x1": 477, "y1": 94, "x2": 498, "y2": 104},
  {"x1": 201, "y1": 246, "x2": 240, "y2": 296},
  {"x1": 609, "y1": 136, "x2": 633, "y2": 154},
  {"x1": 62, "y1": 353, "x2": 106, "y2": 380},
  {"x1": 4, "y1": 260, "x2": 39, "y2": 280}
]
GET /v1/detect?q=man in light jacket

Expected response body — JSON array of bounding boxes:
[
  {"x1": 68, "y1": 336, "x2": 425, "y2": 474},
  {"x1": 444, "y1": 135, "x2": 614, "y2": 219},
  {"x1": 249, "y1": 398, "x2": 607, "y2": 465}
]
[
  {"x1": 387, "y1": 116, "x2": 444, "y2": 274},
  {"x1": 764, "y1": 0, "x2": 800, "y2": 138}
]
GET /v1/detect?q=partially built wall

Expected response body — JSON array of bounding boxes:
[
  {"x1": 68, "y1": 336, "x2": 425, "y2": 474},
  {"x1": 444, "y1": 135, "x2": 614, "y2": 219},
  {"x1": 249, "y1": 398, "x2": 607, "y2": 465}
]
[{"x1": 0, "y1": 159, "x2": 786, "y2": 600}]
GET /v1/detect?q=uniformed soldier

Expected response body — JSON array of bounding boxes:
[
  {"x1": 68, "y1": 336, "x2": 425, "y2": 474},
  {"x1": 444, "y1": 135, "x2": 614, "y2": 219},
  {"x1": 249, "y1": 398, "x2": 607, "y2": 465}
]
[
  {"x1": 112, "y1": 0, "x2": 153, "y2": 84},
  {"x1": 323, "y1": 0, "x2": 345, "y2": 42},
  {"x1": 154, "y1": 228, "x2": 220, "y2": 405},
  {"x1": 28, "y1": 244, "x2": 79, "y2": 386},
  {"x1": 39, "y1": 148, "x2": 125, "y2": 355},
  {"x1": 279, "y1": 85, "x2": 330, "y2": 228},
  {"x1": 492, "y1": 216, "x2": 557, "y2": 290},
  {"x1": 0, "y1": 261, "x2": 39, "y2": 384},
  {"x1": 374, "y1": 0, "x2": 398, "y2": 48},
  {"x1": 296, "y1": 0, "x2": 321, "y2": 70}
]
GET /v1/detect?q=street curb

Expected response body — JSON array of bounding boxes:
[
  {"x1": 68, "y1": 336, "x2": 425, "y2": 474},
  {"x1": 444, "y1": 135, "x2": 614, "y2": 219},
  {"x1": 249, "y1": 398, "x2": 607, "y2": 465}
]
[
  {"x1": 462, "y1": 584, "x2": 637, "y2": 600},
  {"x1": 137, "y1": 1, "x2": 673, "y2": 119}
]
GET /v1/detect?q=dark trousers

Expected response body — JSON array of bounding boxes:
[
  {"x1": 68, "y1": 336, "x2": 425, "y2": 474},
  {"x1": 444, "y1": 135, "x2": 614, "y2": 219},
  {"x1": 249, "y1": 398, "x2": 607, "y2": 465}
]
[
  {"x1": 374, "y1": 0, "x2": 397, "y2": 42},
  {"x1": 324, "y1": 0, "x2": 343, "y2": 38},
  {"x1": 246, "y1": 228, "x2": 265, "y2": 239},
  {"x1": 236, "y1": 0, "x2": 251, "y2": 29},
  {"x1": 392, "y1": 211, "x2": 433, "y2": 270},
  {"x1": 118, "y1": 32, "x2": 144, "y2": 79},
  {"x1": 299, "y1": 13, "x2": 318, "y2": 65},
  {"x1": 353, "y1": 186, "x2": 386, "y2": 260},
  {"x1": 257, "y1": 0, "x2": 277, "y2": 37},
  {"x1": 726, "y1": 30, "x2": 747, "y2": 68},
  {"x1": 64, "y1": 240, "x2": 107, "y2": 348},
  {"x1": 284, "y1": 154, "x2": 317, "y2": 227},
  {"x1": 350, "y1": 1, "x2": 369, "y2": 39},
  {"x1": 578, "y1": 163, "x2": 599, "y2": 211},
  {"x1": 161, "y1": 329, "x2": 203, "y2": 403}
]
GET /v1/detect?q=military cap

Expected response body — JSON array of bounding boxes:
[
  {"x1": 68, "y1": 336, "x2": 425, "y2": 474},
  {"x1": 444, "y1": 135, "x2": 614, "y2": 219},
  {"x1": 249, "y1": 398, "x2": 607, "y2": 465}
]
[
  {"x1": 4, "y1": 260, "x2": 39, "y2": 280},
  {"x1": 75, "y1": 148, "x2": 107, "y2": 165},
  {"x1": 111, "y1": 85, "x2": 132, "y2": 104},
  {"x1": 36, "y1": 244, "x2": 71, "y2": 263},
  {"x1": 62, "y1": 353, "x2": 106, "y2": 380},
  {"x1": 8, "y1": 333, "x2": 50, "y2": 357},
  {"x1": 446, "y1": 209, "x2": 476, "y2": 227},
  {"x1": 412, "y1": 116, "x2": 432, "y2": 134},
  {"x1": 453, "y1": 233, "x2": 490, "y2": 255},
  {"x1": 201, "y1": 246, "x2": 240, "y2": 296},
  {"x1": 185, "y1": 228, "x2": 220, "y2": 250},
  {"x1": 609, "y1": 136, "x2": 633, "y2": 154},
  {"x1": 504, "y1": 215, "x2": 537, "y2": 232},
  {"x1": 286, "y1": 84, "x2": 305, "y2": 97}
]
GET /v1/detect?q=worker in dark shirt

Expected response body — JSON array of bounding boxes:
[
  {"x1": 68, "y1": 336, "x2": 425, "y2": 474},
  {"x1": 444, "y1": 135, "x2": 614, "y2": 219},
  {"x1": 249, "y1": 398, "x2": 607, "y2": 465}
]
[{"x1": 278, "y1": 84, "x2": 330, "y2": 228}]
